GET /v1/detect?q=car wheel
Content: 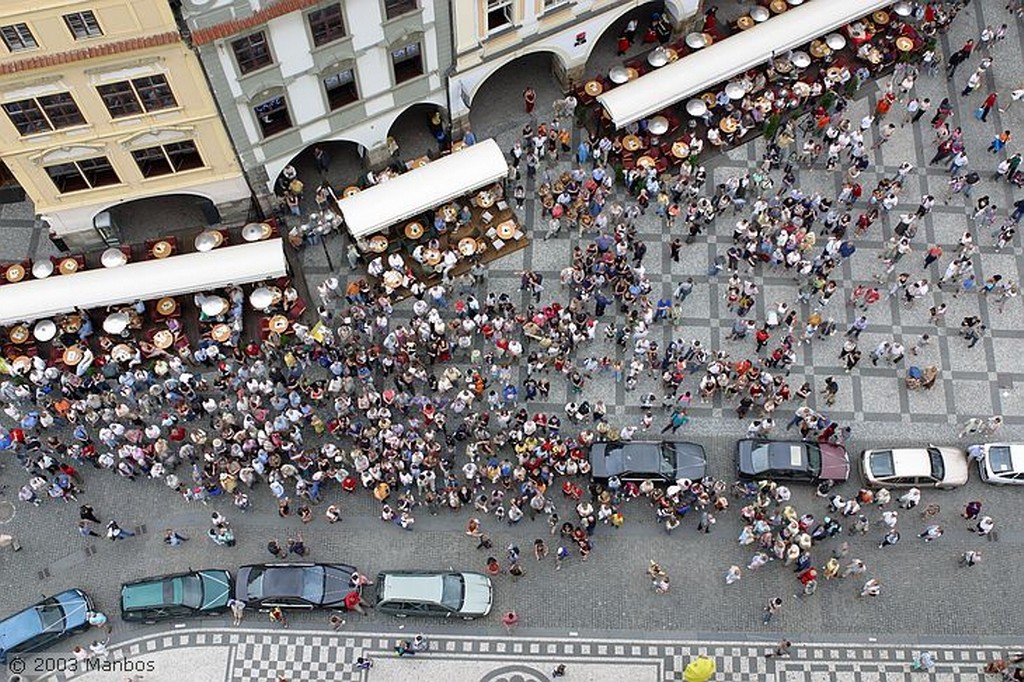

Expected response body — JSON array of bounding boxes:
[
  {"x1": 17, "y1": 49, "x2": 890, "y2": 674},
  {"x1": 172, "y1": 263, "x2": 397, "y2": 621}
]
[{"x1": 462, "y1": 616, "x2": 475, "y2": 621}]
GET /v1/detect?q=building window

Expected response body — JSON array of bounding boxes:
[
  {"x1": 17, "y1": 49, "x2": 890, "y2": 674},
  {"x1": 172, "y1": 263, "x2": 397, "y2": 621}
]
[
  {"x1": 96, "y1": 74, "x2": 177, "y2": 118},
  {"x1": 384, "y1": 0, "x2": 418, "y2": 20},
  {"x1": 391, "y1": 42, "x2": 422, "y2": 84},
  {"x1": 254, "y1": 95, "x2": 291, "y2": 138},
  {"x1": 1, "y1": 24, "x2": 37, "y2": 52},
  {"x1": 323, "y1": 68, "x2": 358, "y2": 109},
  {"x1": 2, "y1": 93, "x2": 85, "y2": 135},
  {"x1": 232, "y1": 31, "x2": 273, "y2": 75},
  {"x1": 131, "y1": 141, "x2": 204, "y2": 178},
  {"x1": 45, "y1": 156, "x2": 119, "y2": 193},
  {"x1": 487, "y1": 0, "x2": 513, "y2": 31},
  {"x1": 543, "y1": 0, "x2": 569, "y2": 8},
  {"x1": 308, "y1": 4, "x2": 346, "y2": 47},
  {"x1": 63, "y1": 11, "x2": 103, "y2": 39}
]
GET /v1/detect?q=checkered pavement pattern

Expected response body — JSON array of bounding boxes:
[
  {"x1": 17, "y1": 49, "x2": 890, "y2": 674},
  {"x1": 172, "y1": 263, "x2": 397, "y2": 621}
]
[{"x1": 36, "y1": 628, "x2": 1009, "y2": 681}]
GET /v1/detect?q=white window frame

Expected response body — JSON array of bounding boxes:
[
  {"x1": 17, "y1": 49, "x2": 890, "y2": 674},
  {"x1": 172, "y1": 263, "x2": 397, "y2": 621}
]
[{"x1": 486, "y1": 0, "x2": 514, "y2": 33}]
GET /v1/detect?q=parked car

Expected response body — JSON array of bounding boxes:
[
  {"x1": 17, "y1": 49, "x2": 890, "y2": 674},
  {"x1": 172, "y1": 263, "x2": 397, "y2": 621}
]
[
  {"x1": 976, "y1": 443, "x2": 1024, "y2": 485},
  {"x1": 736, "y1": 439, "x2": 850, "y2": 482},
  {"x1": 236, "y1": 563, "x2": 356, "y2": 610},
  {"x1": 589, "y1": 441, "x2": 706, "y2": 484},
  {"x1": 120, "y1": 569, "x2": 233, "y2": 622},
  {"x1": 375, "y1": 571, "x2": 492, "y2": 619},
  {"x1": 860, "y1": 446, "x2": 969, "y2": 488},
  {"x1": 0, "y1": 589, "x2": 92, "y2": 663}
]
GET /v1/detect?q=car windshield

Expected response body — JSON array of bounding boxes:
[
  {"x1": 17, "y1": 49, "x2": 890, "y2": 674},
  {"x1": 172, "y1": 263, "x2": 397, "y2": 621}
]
[
  {"x1": 36, "y1": 598, "x2": 64, "y2": 633},
  {"x1": 806, "y1": 443, "x2": 821, "y2": 475},
  {"x1": 989, "y1": 446, "x2": 1013, "y2": 473},
  {"x1": 440, "y1": 574, "x2": 464, "y2": 611},
  {"x1": 927, "y1": 448, "x2": 945, "y2": 480},
  {"x1": 302, "y1": 568, "x2": 325, "y2": 604},
  {"x1": 749, "y1": 443, "x2": 770, "y2": 473},
  {"x1": 869, "y1": 451, "x2": 895, "y2": 477},
  {"x1": 179, "y1": 577, "x2": 203, "y2": 609},
  {"x1": 658, "y1": 445, "x2": 675, "y2": 475}
]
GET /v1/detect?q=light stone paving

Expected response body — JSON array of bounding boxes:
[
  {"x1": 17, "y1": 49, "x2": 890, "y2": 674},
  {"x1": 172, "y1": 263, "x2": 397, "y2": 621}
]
[{"x1": 22, "y1": 628, "x2": 1011, "y2": 682}]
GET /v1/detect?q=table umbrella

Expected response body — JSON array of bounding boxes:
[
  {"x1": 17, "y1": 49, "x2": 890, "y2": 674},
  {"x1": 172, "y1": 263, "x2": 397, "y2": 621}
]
[{"x1": 684, "y1": 656, "x2": 717, "y2": 682}]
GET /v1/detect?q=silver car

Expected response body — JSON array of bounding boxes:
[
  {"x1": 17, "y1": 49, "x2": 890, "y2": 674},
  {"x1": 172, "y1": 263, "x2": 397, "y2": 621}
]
[
  {"x1": 375, "y1": 571, "x2": 492, "y2": 619},
  {"x1": 977, "y1": 443, "x2": 1024, "y2": 485},
  {"x1": 861, "y1": 446, "x2": 969, "y2": 489}
]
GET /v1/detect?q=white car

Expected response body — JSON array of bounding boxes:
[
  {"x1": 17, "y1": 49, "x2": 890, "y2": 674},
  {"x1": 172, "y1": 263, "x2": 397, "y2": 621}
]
[
  {"x1": 860, "y1": 446, "x2": 969, "y2": 489},
  {"x1": 977, "y1": 443, "x2": 1024, "y2": 485}
]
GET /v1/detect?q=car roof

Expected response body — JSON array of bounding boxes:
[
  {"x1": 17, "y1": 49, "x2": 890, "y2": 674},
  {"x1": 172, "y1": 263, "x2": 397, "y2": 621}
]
[
  {"x1": 869, "y1": 448, "x2": 934, "y2": 477},
  {"x1": 0, "y1": 590, "x2": 88, "y2": 651},
  {"x1": 379, "y1": 573, "x2": 444, "y2": 603},
  {"x1": 986, "y1": 443, "x2": 1024, "y2": 473},
  {"x1": 121, "y1": 579, "x2": 181, "y2": 609}
]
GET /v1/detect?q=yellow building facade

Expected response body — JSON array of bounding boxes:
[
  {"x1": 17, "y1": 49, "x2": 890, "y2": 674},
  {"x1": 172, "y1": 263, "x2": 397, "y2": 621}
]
[{"x1": 0, "y1": 0, "x2": 251, "y2": 249}]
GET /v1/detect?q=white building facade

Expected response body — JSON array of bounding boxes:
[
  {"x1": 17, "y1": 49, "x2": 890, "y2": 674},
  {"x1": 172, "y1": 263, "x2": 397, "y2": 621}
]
[
  {"x1": 448, "y1": 0, "x2": 700, "y2": 128},
  {"x1": 178, "y1": 0, "x2": 453, "y2": 203}
]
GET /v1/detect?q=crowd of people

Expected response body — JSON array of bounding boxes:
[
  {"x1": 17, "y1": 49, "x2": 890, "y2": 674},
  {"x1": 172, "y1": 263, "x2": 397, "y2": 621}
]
[{"x1": 0, "y1": 0, "x2": 1020, "y2": 675}]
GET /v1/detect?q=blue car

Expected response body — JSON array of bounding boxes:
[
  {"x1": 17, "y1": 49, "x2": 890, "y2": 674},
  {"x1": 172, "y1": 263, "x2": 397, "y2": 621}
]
[{"x1": 0, "y1": 589, "x2": 93, "y2": 663}]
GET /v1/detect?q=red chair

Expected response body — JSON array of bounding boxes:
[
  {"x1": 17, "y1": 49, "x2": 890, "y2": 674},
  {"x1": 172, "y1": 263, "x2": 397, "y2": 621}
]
[{"x1": 288, "y1": 299, "x2": 308, "y2": 320}]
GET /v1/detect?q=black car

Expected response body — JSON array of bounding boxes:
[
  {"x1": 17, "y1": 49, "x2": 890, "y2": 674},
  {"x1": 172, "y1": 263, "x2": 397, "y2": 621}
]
[
  {"x1": 736, "y1": 439, "x2": 850, "y2": 482},
  {"x1": 120, "y1": 570, "x2": 233, "y2": 622},
  {"x1": 589, "y1": 441, "x2": 706, "y2": 483},
  {"x1": 236, "y1": 563, "x2": 356, "y2": 610}
]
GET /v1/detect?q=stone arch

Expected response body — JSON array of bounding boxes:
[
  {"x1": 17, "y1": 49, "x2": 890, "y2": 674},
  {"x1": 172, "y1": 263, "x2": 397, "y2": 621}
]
[
  {"x1": 464, "y1": 48, "x2": 571, "y2": 107},
  {"x1": 384, "y1": 100, "x2": 450, "y2": 160}
]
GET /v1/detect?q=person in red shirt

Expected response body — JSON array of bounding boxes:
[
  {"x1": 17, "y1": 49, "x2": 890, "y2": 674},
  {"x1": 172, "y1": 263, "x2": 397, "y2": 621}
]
[{"x1": 980, "y1": 92, "x2": 998, "y2": 122}]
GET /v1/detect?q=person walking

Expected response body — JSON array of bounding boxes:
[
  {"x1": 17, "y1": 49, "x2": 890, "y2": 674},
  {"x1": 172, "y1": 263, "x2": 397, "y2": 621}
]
[
  {"x1": 979, "y1": 92, "x2": 998, "y2": 122},
  {"x1": 762, "y1": 596, "x2": 783, "y2": 625},
  {"x1": 227, "y1": 598, "x2": 245, "y2": 626},
  {"x1": 523, "y1": 87, "x2": 536, "y2": 114},
  {"x1": 501, "y1": 610, "x2": 519, "y2": 633},
  {"x1": 765, "y1": 640, "x2": 792, "y2": 658}
]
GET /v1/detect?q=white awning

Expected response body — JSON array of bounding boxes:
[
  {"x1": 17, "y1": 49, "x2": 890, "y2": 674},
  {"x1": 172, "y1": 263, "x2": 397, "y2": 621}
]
[
  {"x1": 598, "y1": 0, "x2": 896, "y2": 128},
  {"x1": 0, "y1": 238, "x2": 288, "y2": 325},
  {"x1": 337, "y1": 138, "x2": 509, "y2": 240}
]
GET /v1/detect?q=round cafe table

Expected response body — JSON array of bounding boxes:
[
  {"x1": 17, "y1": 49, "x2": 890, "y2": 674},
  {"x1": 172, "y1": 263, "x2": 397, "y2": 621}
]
[
  {"x1": 368, "y1": 235, "x2": 389, "y2": 253},
  {"x1": 423, "y1": 249, "x2": 442, "y2": 266},
  {"x1": 211, "y1": 324, "x2": 233, "y2": 342},
  {"x1": 737, "y1": 16, "x2": 754, "y2": 30},
  {"x1": 825, "y1": 33, "x2": 847, "y2": 51},
  {"x1": 101, "y1": 248, "x2": 127, "y2": 268},
  {"x1": 4, "y1": 264, "x2": 25, "y2": 283},
  {"x1": 496, "y1": 222, "x2": 516, "y2": 240},
  {"x1": 8, "y1": 325, "x2": 29, "y2": 344},
  {"x1": 33, "y1": 319, "x2": 57, "y2": 343},
  {"x1": 156, "y1": 297, "x2": 177, "y2": 316},
  {"x1": 61, "y1": 315, "x2": 82, "y2": 334},
  {"x1": 648, "y1": 116, "x2": 669, "y2": 136},
  {"x1": 269, "y1": 316, "x2": 290, "y2": 334},
  {"x1": 584, "y1": 80, "x2": 603, "y2": 97},
  {"x1": 58, "y1": 258, "x2": 79, "y2": 275},
  {"x1": 720, "y1": 117, "x2": 739, "y2": 133},
  {"x1": 343, "y1": 186, "x2": 361, "y2": 198},
  {"x1": 672, "y1": 141, "x2": 691, "y2": 159},
  {"x1": 622, "y1": 135, "x2": 643, "y2": 152},
  {"x1": 770, "y1": 0, "x2": 787, "y2": 13},
  {"x1": 405, "y1": 221, "x2": 424, "y2": 240},
  {"x1": 153, "y1": 330, "x2": 174, "y2": 349},
  {"x1": 458, "y1": 238, "x2": 477, "y2": 256},
  {"x1": 636, "y1": 156, "x2": 656, "y2": 169},
  {"x1": 151, "y1": 241, "x2": 172, "y2": 259},
  {"x1": 477, "y1": 191, "x2": 496, "y2": 208},
  {"x1": 111, "y1": 344, "x2": 134, "y2": 363},
  {"x1": 625, "y1": 67, "x2": 640, "y2": 80},
  {"x1": 62, "y1": 346, "x2": 85, "y2": 367},
  {"x1": 11, "y1": 356, "x2": 31, "y2": 373}
]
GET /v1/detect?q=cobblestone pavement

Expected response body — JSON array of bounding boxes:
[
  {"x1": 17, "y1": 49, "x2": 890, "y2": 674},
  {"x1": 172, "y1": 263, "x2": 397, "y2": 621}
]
[
  {"x1": 1, "y1": 0, "x2": 1024, "y2": 668},
  {"x1": 18, "y1": 626, "x2": 1021, "y2": 682}
]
